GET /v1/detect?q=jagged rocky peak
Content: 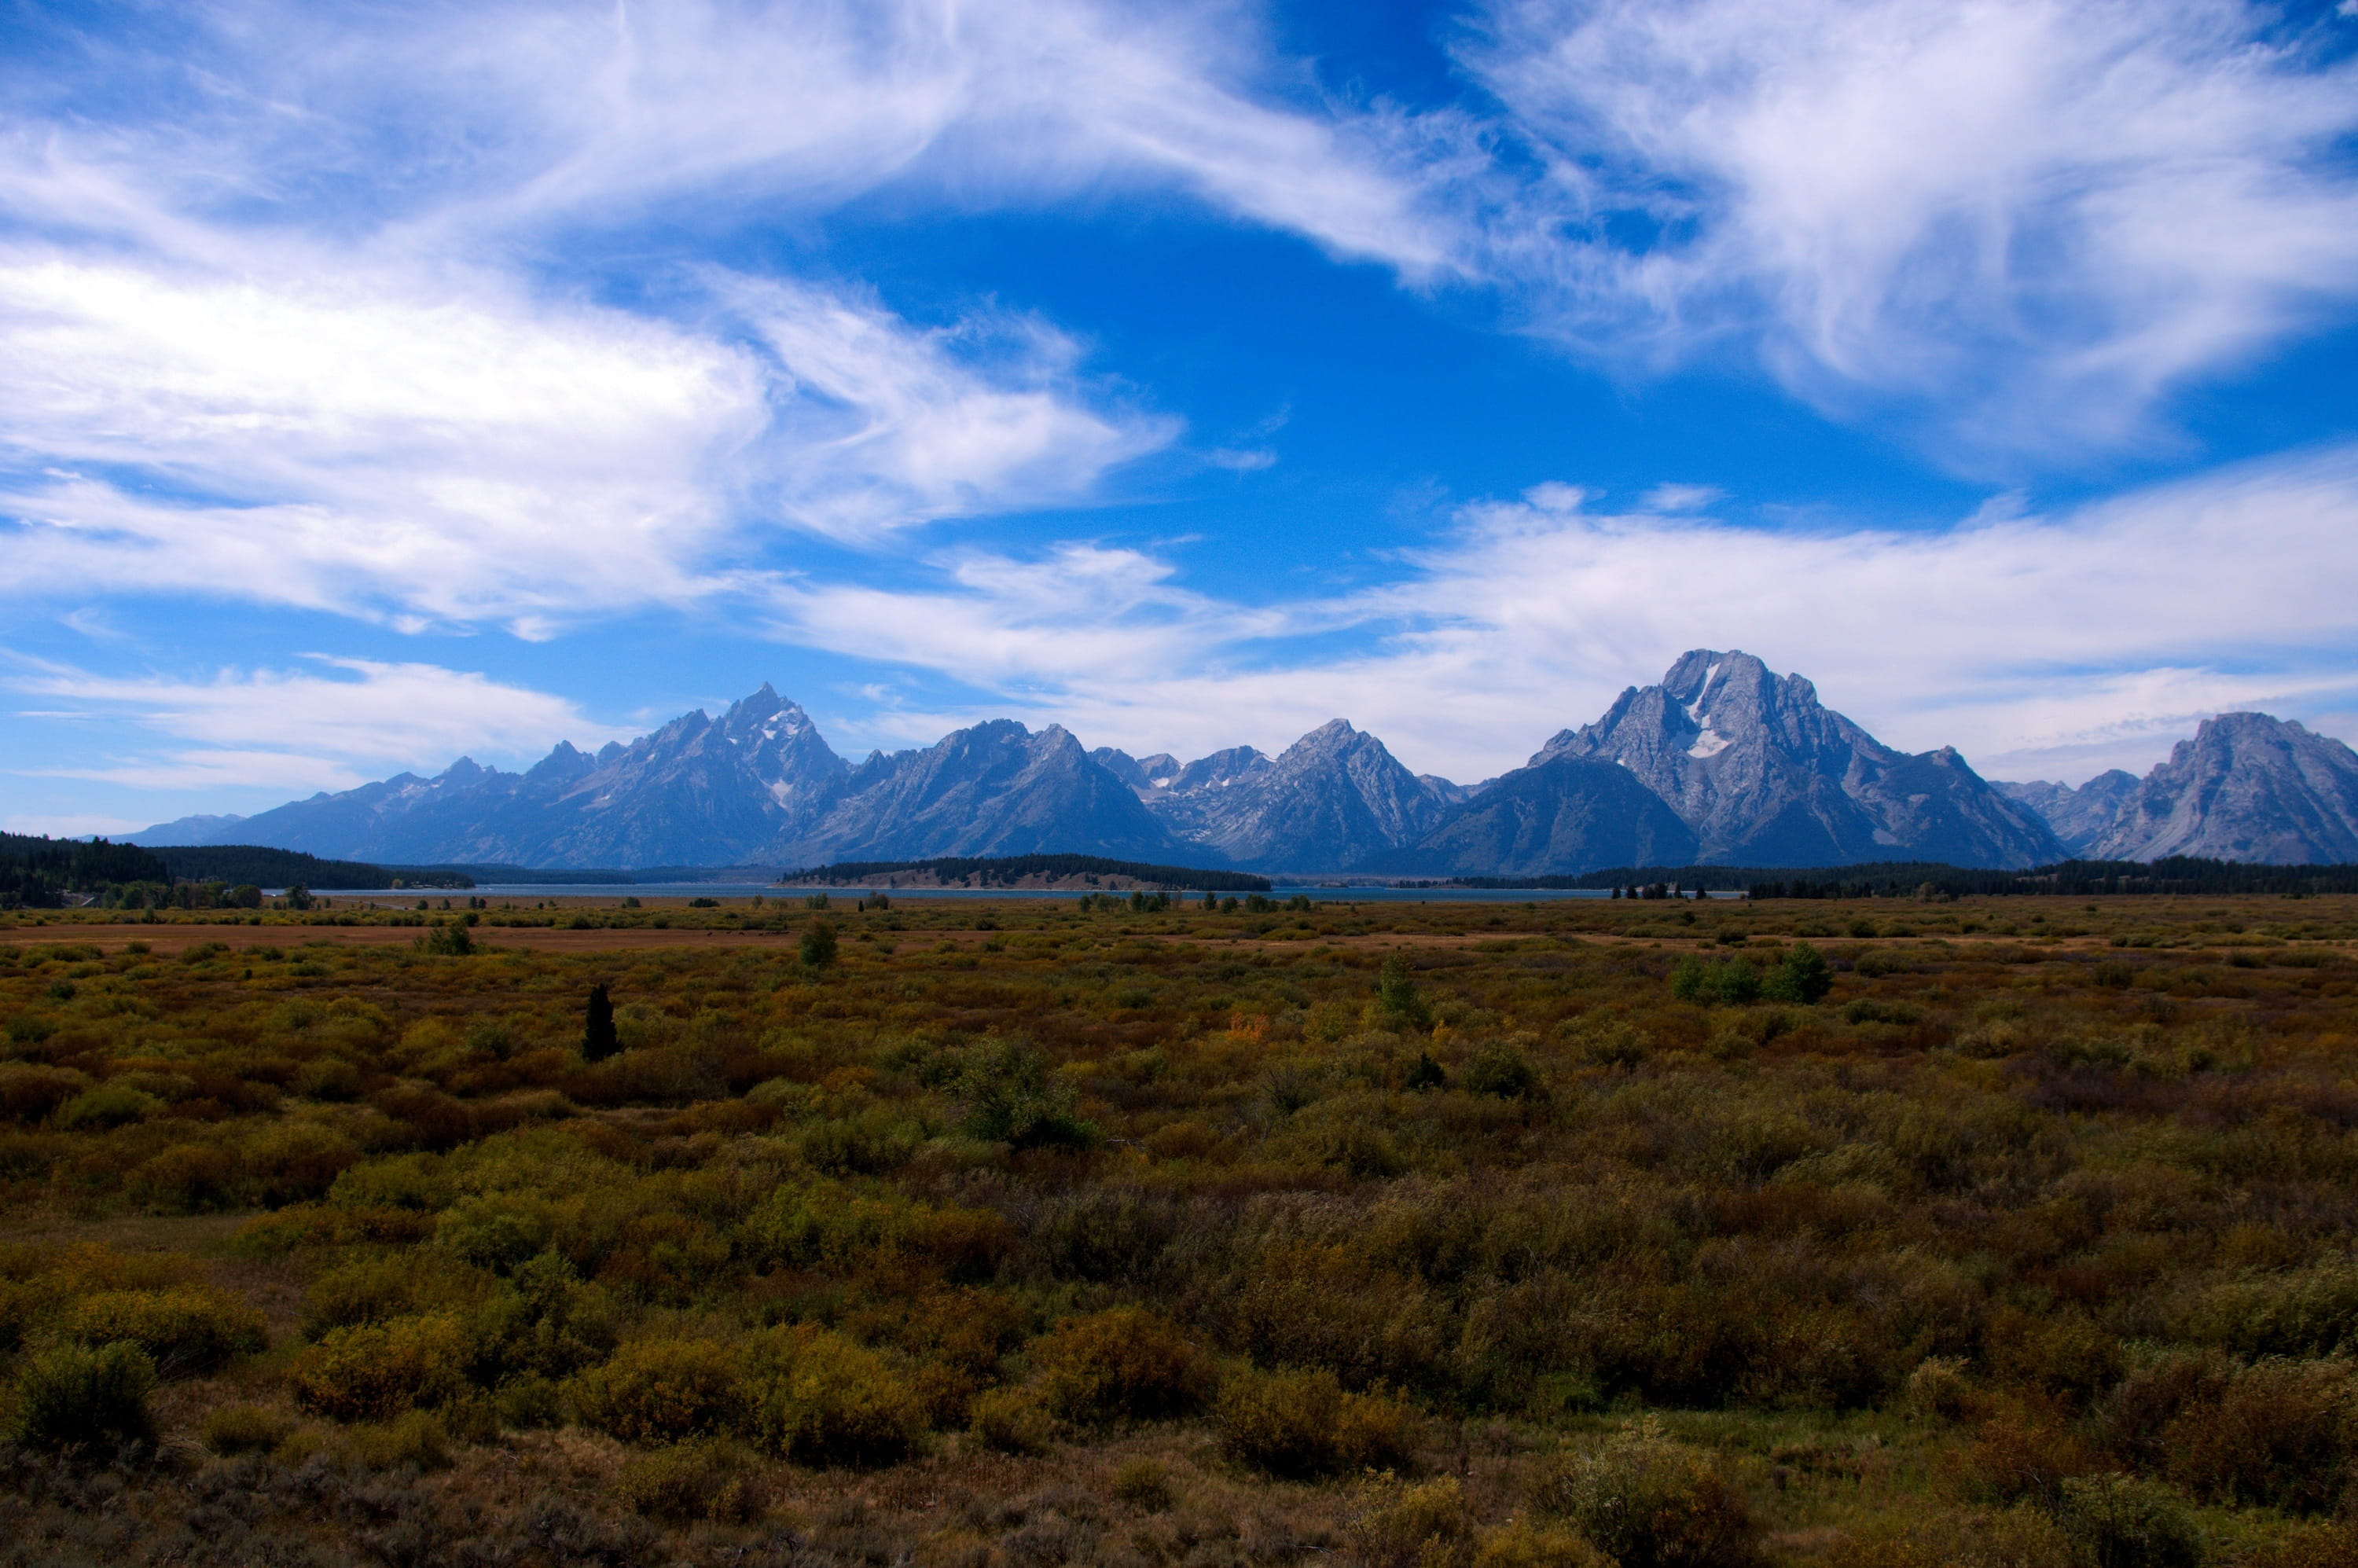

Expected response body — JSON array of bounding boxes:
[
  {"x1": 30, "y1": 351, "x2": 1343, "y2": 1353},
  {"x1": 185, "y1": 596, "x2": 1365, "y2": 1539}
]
[
  {"x1": 1996, "y1": 770, "x2": 2139, "y2": 856},
  {"x1": 1537, "y1": 649, "x2": 2059, "y2": 868},
  {"x1": 2093, "y1": 713, "x2": 2358, "y2": 865}
]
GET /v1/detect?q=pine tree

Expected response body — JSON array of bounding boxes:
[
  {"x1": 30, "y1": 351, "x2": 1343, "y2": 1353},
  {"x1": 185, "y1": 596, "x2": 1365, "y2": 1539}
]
[{"x1": 582, "y1": 983, "x2": 619, "y2": 1062}]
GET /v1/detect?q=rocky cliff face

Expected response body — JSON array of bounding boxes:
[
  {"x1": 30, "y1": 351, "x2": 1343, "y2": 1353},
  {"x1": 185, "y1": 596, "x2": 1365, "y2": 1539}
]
[
  {"x1": 2092, "y1": 714, "x2": 2358, "y2": 864},
  {"x1": 1995, "y1": 771, "x2": 2139, "y2": 855},
  {"x1": 780, "y1": 721, "x2": 1185, "y2": 865},
  {"x1": 1363, "y1": 755, "x2": 1699, "y2": 876},
  {"x1": 1114, "y1": 722, "x2": 1458, "y2": 871},
  {"x1": 1535, "y1": 650, "x2": 2060, "y2": 868}
]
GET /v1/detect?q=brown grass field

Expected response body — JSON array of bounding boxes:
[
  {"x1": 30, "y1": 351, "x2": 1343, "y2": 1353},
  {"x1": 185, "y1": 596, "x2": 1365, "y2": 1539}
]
[{"x1": 2, "y1": 889, "x2": 2357, "y2": 1568}]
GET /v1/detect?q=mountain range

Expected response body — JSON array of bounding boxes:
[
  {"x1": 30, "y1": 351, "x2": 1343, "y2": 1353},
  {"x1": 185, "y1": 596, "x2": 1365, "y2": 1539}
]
[{"x1": 135, "y1": 651, "x2": 2358, "y2": 874}]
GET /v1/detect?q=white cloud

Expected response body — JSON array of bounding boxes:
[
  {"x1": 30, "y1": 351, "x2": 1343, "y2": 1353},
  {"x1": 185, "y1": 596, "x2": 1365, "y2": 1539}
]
[
  {"x1": 0, "y1": 252, "x2": 1169, "y2": 626},
  {"x1": 4, "y1": 655, "x2": 622, "y2": 792},
  {"x1": 1463, "y1": 0, "x2": 2358, "y2": 455},
  {"x1": 769, "y1": 446, "x2": 2358, "y2": 785}
]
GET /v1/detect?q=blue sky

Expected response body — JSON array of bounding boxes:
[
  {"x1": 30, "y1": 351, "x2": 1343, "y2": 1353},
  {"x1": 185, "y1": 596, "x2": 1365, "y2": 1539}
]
[{"x1": 6, "y1": 0, "x2": 2358, "y2": 835}]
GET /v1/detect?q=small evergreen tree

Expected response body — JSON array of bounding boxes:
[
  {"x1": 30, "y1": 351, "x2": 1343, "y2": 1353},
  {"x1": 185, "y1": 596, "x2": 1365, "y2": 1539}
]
[{"x1": 582, "y1": 983, "x2": 619, "y2": 1062}]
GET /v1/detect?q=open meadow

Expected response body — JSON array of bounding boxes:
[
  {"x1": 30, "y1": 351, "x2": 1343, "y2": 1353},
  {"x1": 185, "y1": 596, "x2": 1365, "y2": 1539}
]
[{"x1": 3, "y1": 890, "x2": 2358, "y2": 1567}]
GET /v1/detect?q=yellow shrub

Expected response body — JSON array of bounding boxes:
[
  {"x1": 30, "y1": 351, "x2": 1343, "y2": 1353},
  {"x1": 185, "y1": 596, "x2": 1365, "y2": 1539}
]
[
  {"x1": 745, "y1": 1324, "x2": 924, "y2": 1467},
  {"x1": 570, "y1": 1335, "x2": 746, "y2": 1445},
  {"x1": 289, "y1": 1313, "x2": 468, "y2": 1422},
  {"x1": 969, "y1": 1384, "x2": 1057, "y2": 1455},
  {"x1": 1034, "y1": 1306, "x2": 1213, "y2": 1423},
  {"x1": 1216, "y1": 1366, "x2": 1420, "y2": 1478},
  {"x1": 69, "y1": 1286, "x2": 267, "y2": 1376},
  {"x1": 1352, "y1": 1477, "x2": 1475, "y2": 1568},
  {"x1": 201, "y1": 1402, "x2": 295, "y2": 1456},
  {"x1": 616, "y1": 1438, "x2": 767, "y2": 1523}
]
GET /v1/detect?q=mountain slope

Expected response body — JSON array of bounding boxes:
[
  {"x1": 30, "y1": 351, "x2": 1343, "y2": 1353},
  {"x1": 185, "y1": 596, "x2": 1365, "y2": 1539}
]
[
  {"x1": 1536, "y1": 650, "x2": 2059, "y2": 868},
  {"x1": 1995, "y1": 771, "x2": 2139, "y2": 855},
  {"x1": 784, "y1": 722, "x2": 1184, "y2": 864},
  {"x1": 1127, "y1": 722, "x2": 1457, "y2": 871},
  {"x1": 2092, "y1": 714, "x2": 2358, "y2": 864},
  {"x1": 1361, "y1": 755, "x2": 1699, "y2": 876}
]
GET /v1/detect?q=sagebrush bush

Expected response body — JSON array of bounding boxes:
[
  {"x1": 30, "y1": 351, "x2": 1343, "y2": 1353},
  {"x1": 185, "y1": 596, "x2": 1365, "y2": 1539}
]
[
  {"x1": 340, "y1": 1408, "x2": 453, "y2": 1471},
  {"x1": 1471, "y1": 1520, "x2": 1611, "y2": 1568},
  {"x1": 201, "y1": 1401, "x2": 296, "y2": 1456},
  {"x1": 970, "y1": 1383, "x2": 1057, "y2": 1454},
  {"x1": 2053, "y1": 1474, "x2": 2203, "y2": 1568},
  {"x1": 69, "y1": 1285, "x2": 266, "y2": 1375},
  {"x1": 570, "y1": 1335, "x2": 746, "y2": 1445},
  {"x1": 8, "y1": 1341, "x2": 156, "y2": 1449},
  {"x1": 744, "y1": 1324, "x2": 923, "y2": 1467},
  {"x1": 616, "y1": 1438, "x2": 766, "y2": 1523},
  {"x1": 1351, "y1": 1477, "x2": 1474, "y2": 1568},
  {"x1": 289, "y1": 1313, "x2": 468, "y2": 1421},
  {"x1": 1532, "y1": 1421, "x2": 1760, "y2": 1568},
  {"x1": 2164, "y1": 1358, "x2": 2355, "y2": 1514},
  {"x1": 1216, "y1": 1365, "x2": 1420, "y2": 1479},
  {"x1": 1033, "y1": 1306, "x2": 1214, "y2": 1423}
]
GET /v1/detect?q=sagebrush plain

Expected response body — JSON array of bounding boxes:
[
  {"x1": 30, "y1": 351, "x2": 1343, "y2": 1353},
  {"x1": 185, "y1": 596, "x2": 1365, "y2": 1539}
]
[{"x1": 2, "y1": 890, "x2": 2357, "y2": 1567}]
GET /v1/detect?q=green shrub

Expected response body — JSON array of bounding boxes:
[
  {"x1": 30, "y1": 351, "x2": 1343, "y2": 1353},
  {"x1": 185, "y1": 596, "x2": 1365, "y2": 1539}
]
[
  {"x1": 8, "y1": 1341, "x2": 156, "y2": 1449},
  {"x1": 69, "y1": 1285, "x2": 267, "y2": 1375},
  {"x1": 2184, "y1": 1259, "x2": 2358, "y2": 1358},
  {"x1": 572, "y1": 1336, "x2": 747, "y2": 1445},
  {"x1": 1378, "y1": 958, "x2": 1433, "y2": 1029},
  {"x1": 1711, "y1": 959, "x2": 1762, "y2": 1005},
  {"x1": 54, "y1": 1084, "x2": 161, "y2": 1131},
  {"x1": 1215, "y1": 1365, "x2": 1420, "y2": 1479},
  {"x1": 1764, "y1": 943, "x2": 1833, "y2": 1004},
  {"x1": 956, "y1": 1038, "x2": 1096, "y2": 1149},
  {"x1": 1461, "y1": 1042, "x2": 1539, "y2": 1099},
  {"x1": 616, "y1": 1438, "x2": 766, "y2": 1523},
  {"x1": 1033, "y1": 1306, "x2": 1214, "y2": 1423},
  {"x1": 744, "y1": 1324, "x2": 924, "y2": 1467},
  {"x1": 1669, "y1": 957, "x2": 1708, "y2": 1003},
  {"x1": 799, "y1": 920, "x2": 838, "y2": 970},
  {"x1": 1533, "y1": 1419, "x2": 1761, "y2": 1568},
  {"x1": 202, "y1": 1401, "x2": 296, "y2": 1456},
  {"x1": 289, "y1": 1313, "x2": 468, "y2": 1421},
  {"x1": 2053, "y1": 1474, "x2": 2203, "y2": 1568}
]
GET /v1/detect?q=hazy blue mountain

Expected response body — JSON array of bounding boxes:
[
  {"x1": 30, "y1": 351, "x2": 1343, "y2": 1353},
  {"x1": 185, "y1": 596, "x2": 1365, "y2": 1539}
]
[
  {"x1": 784, "y1": 722, "x2": 1185, "y2": 865},
  {"x1": 130, "y1": 813, "x2": 249, "y2": 846},
  {"x1": 2092, "y1": 714, "x2": 2358, "y2": 864},
  {"x1": 1361, "y1": 755, "x2": 1699, "y2": 876},
  {"x1": 143, "y1": 686, "x2": 850, "y2": 868},
  {"x1": 1535, "y1": 650, "x2": 2061, "y2": 868},
  {"x1": 1995, "y1": 771, "x2": 2139, "y2": 855}
]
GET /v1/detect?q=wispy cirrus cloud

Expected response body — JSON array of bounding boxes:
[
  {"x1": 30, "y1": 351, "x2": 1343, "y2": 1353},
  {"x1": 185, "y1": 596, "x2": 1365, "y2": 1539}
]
[{"x1": 1461, "y1": 0, "x2": 2358, "y2": 457}]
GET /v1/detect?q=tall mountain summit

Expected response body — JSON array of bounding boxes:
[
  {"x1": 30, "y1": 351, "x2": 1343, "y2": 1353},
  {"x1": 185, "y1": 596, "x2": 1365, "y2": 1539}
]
[{"x1": 1530, "y1": 651, "x2": 2060, "y2": 868}]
